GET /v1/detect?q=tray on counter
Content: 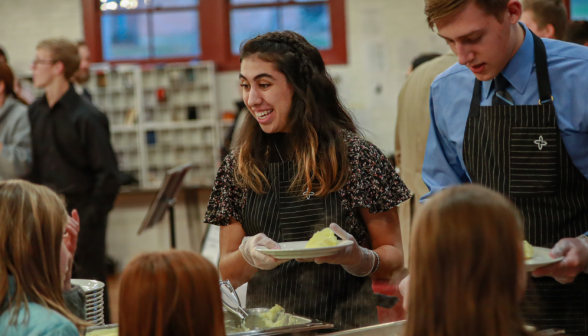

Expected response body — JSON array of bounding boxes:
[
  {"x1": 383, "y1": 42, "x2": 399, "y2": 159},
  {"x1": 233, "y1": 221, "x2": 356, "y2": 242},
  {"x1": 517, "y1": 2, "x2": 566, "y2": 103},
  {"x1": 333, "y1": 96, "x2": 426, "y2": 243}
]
[
  {"x1": 85, "y1": 308, "x2": 333, "y2": 336},
  {"x1": 225, "y1": 307, "x2": 334, "y2": 336}
]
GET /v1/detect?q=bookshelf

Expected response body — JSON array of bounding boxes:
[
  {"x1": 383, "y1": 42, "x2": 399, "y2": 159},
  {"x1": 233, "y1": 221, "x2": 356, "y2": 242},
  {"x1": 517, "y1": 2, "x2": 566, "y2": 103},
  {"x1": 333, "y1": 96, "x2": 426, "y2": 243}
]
[{"x1": 88, "y1": 62, "x2": 220, "y2": 189}]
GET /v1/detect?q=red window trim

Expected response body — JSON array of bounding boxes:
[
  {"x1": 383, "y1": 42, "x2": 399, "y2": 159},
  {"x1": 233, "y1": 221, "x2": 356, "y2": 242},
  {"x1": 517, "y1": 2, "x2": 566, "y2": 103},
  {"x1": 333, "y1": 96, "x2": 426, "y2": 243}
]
[
  {"x1": 82, "y1": 0, "x2": 347, "y2": 72},
  {"x1": 563, "y1": 0, "x2": 571, "y2": 19}
]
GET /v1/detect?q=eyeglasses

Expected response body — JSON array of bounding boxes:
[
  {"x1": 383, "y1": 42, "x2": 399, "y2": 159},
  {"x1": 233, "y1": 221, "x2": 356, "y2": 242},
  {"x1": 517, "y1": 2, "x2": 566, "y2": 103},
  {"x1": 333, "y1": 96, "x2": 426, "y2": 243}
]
[{"x1": 32, "y1": 59, "x2": 56, "y2": 66}]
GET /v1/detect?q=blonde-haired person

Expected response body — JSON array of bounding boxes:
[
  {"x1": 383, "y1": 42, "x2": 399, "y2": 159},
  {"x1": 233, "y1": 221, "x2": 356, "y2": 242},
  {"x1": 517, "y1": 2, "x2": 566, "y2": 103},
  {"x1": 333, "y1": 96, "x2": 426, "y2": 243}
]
[
  {"x1": 118, "y1": 250, "x2": 225, "y2": 336},
  {"x1": 0, "y1": 179, "x2": 87, "y2": 335},
  {"x1": 401, "y1": 184, "x2": 531, "y2": 336},
  {"x1": 27, "y1": 38, "x2": 120, "y2": 323}
]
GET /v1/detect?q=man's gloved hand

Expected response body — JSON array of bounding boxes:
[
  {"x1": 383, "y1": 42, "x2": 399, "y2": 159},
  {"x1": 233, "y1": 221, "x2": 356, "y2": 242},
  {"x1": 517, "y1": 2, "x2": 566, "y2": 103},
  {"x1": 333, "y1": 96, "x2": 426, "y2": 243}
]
[
  {"x1": 239, "y1": 233, "x2": 290, "y2": 270},
  {"x1": 532, "y1": 237, "x2": 588, "y2": 284}
]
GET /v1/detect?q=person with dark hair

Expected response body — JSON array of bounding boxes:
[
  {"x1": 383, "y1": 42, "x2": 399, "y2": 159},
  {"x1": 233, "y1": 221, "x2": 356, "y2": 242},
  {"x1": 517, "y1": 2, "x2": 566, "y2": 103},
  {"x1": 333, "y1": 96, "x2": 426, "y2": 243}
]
[
  {"x1": 0, "y1": 63, "x2": 31, "y2": 179},
  {"x1": 0, "y1": 47, "x2": 7, "y2": 63},
  {"x1": 73, "y1": 41, "x2": 92, "y2": 102},
  {"x1": 422, "y1": 0, "x2": 588, "y2": 333},
  {"x1": 566, "y1": 20, "x2": 588, "y2": 46},
  {"x1": 205, "y1": 31, "x2": 410, "y2": 331},
  {"x1": 520, "y1": 0, "x2": 568, "y2": 40},
  {"x1": 27, "y1": 38, "x2": 120, "y2": 324},
  {"x1": 406, "y1": 53, "x2": 441, "y2": 76}
]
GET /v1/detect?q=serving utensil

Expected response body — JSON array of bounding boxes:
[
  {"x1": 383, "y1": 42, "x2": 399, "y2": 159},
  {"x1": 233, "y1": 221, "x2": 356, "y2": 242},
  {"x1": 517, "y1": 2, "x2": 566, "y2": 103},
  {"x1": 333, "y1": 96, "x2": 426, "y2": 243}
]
[{"x1": 220, "y1": 280, "x2": 266, "y2": 330}]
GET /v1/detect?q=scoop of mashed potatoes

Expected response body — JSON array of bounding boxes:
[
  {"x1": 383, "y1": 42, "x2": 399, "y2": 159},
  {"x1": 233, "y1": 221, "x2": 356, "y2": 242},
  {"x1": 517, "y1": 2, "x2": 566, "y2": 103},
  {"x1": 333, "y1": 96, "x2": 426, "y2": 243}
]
[
  {"x1": 523, "y1": 240, "x2": 534, "y2": 259},
  {"x1": 260, "y1": 304, "x2": 290, "y2": 328},
  {"x1": 305, "y1": 228, "x2": 337, "y2": 248}
]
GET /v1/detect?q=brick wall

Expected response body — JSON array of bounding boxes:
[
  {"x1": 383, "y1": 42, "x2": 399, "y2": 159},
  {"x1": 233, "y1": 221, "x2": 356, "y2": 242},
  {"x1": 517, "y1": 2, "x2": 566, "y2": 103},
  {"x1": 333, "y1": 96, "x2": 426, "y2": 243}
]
[{"x1": 0, "y1": 0, "x2": 84, "y2": 76}]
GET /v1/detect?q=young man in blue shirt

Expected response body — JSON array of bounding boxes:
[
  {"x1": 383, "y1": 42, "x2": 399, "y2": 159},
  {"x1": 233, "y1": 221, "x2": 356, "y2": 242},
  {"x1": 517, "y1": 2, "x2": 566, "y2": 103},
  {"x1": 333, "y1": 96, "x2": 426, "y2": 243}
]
[{"x1": 421, "y1": 0, "x2": 588, "y2": 333}]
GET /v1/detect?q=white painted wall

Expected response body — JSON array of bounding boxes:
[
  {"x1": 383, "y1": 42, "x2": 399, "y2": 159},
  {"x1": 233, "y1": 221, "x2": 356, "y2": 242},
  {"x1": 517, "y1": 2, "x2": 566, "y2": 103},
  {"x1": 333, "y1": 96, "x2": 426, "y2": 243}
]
[
  {"x1": 0, "y1": 0, "x2": 84, "y2": 77},
  {"x1": 0, "y1": 0, "x2": 450, "y2": 268}
]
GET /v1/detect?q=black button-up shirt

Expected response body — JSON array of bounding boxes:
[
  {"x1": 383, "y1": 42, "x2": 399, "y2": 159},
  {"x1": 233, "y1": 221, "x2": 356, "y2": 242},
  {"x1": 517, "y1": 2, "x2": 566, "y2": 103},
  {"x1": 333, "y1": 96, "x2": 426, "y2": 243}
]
[{"x1": 27, "y1": 85, "x2": 120, "y2": 212}]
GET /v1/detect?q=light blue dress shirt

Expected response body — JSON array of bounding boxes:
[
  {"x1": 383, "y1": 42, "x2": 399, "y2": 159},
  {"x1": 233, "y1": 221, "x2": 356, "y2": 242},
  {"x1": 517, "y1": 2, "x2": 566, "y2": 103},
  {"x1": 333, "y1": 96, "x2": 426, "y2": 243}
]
[{"x1": 422, "y1": 23, "x2": 588, "y2": 201}]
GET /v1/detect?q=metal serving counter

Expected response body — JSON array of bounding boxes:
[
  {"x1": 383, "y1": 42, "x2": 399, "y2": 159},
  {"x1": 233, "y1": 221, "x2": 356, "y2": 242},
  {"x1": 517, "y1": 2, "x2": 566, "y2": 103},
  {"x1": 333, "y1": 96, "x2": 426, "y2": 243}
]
[
  {"x1": 86, "y1": 320, "x2": 404, "y2": 336},
  {"x1": 324, "y1": 321, "x2": 405, "y2": 336}
]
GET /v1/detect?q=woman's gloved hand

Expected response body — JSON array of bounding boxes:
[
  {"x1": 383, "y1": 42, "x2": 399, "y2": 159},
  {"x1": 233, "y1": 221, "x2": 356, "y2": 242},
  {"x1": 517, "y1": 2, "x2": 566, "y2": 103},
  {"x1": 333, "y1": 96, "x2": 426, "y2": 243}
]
[
  {"x1": 239, "y1": 233, "x2": 290, "y2": 270},
  {"x1": 399, "y1": 275, "x2": 410, "y2": 312},
  {"x1": 310, "y1": 223, "x2": 376, "y2": 277}
]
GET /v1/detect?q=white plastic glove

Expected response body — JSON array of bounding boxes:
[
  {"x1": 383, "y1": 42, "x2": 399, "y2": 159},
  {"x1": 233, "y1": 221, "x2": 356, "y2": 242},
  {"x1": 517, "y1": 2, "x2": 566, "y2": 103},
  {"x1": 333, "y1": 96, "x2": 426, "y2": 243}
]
[
  {"x1": 399, "y1": 275, "x2": 410, "y2": 312},
  {"x1": 532, "y1": 237, "x2": 588, "y2": 284},
  {"x1": 312, "y1": 223, "x2": 376, "y2": 277},
  {"x1": 239, "y1": 233, "x2": 290, "y2": 270}
]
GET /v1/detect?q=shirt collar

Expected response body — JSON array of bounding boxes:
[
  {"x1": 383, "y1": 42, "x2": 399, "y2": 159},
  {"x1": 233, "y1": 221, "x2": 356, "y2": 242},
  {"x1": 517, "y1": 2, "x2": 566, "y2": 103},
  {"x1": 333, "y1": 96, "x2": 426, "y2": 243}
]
[
  {"x1": 483, "y1": 22, "x2": 535, "y2": 100},
  {"x1": 42, "y1": 84, "x2": 80, "y2": 111}
]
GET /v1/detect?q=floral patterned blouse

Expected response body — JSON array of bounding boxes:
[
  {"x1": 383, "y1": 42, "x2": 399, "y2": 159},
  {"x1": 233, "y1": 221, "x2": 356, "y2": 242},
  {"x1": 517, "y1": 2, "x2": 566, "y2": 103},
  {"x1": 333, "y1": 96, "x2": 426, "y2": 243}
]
[{"x1": 204, "y1": 131, "x2": 411, "y2": 245}]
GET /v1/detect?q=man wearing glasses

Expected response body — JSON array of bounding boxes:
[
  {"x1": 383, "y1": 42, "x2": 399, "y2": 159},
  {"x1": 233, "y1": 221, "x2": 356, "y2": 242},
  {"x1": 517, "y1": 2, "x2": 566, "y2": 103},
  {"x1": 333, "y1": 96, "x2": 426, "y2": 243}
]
[{"x1": 27, "y1": 38, "x2": 120, "y2": 323}]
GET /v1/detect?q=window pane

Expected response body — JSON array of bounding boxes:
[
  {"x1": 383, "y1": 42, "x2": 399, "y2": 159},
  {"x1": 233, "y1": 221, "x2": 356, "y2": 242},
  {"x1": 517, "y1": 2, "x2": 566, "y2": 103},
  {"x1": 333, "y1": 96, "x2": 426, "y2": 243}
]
[
  {"x1": 153, "y1": 11, "x2": 201, "y2": 58},
  {"x1": 230, "y1": 4, "x2": 332, "y2": 54},
  {"x1": 99, "y1": 0, "x2": 198, "y2": 11},
  {"x1": 571, "y1": 0, "x2": 588, "y2": 20},
  {"x1": 100, "y1": 0, "x2": 148, "y2": 11},
  {"x1": 230, "y1": 0, "x2": 278, "y2": 4},
  {"x1": 151, "y1": 0, "x2": 199, "y2": 7},
  {"x1": 230, "y1": 0, "x2": 326, "y2": 4},
  {"x1": 101, "y1": 14, "x2": 150, "y2": 61},
  {"x1": 230, "y1": 7, "x2": 279, "y2": 54},
  {"x1": 281, "y1": 4, "x2": 331, "y2": 49}
]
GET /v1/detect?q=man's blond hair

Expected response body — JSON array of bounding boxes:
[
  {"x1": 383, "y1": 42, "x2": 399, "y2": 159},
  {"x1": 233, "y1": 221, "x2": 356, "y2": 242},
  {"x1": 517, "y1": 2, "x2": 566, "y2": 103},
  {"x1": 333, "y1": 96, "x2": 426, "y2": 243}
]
[
  {"x1": 425, "y1": 0, "x2": 510, "y2": 29},
  {"x1": 37, "y1": 38, "x2": 80, "y2": 80}
]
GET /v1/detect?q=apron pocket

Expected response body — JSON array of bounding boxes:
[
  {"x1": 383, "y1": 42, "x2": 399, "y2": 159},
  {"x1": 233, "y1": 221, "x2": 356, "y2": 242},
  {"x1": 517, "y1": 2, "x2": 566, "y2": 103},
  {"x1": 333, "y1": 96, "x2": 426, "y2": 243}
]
[{"x1": 509, "y1": 127, "x2": 560, "y2": 197}]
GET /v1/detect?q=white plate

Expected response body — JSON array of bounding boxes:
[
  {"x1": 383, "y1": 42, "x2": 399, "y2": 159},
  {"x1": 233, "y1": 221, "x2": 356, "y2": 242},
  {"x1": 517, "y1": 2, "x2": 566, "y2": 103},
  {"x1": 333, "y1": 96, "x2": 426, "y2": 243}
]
[
  {"x1": 525, "y1": 246, "x2": 564, "y2": 272},
  {"x1": 86, "y1": 296, "x2": 104, "y2": 304},
  {"x1": 88, "y1": 315, "x2": 104, "y2": 321},
  {"x1": 71, "y1": 279, "x2": 105, "y2": 293},
  {"x1": 256, "y1": 240, "x2": 353, "y2": 260}
]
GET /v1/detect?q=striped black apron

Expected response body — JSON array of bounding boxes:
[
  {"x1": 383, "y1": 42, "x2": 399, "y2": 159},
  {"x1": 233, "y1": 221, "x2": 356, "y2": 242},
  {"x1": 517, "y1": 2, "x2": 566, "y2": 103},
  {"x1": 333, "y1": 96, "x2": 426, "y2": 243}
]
[
  {"x1": 242, "y1": 160, "x2": 378, "y2": 332},
  {"x1": 463, "y1": 31, "x2": 588, "y2": 335}
]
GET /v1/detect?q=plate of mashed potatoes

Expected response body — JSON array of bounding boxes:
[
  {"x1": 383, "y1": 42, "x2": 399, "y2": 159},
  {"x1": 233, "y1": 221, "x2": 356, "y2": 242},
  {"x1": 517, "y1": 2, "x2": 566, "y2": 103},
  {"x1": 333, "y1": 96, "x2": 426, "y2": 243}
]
[
  {"x1": 256, "y1": 228, "x2": 353, "y2": 260},
  {"x1": 524, "y1": 240, "x2": 564, "y2": 272}
]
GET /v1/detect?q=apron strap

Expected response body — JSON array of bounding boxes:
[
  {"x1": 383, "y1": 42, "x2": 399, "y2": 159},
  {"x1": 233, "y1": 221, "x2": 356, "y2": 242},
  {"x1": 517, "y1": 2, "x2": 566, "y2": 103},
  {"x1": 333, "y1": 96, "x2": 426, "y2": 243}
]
[
  {"x1": 531, "y1": 32, "x2": 553, "y2": 105},
  {"x1": 467, "y1": 26, "x2": 554, "y2": 120}
]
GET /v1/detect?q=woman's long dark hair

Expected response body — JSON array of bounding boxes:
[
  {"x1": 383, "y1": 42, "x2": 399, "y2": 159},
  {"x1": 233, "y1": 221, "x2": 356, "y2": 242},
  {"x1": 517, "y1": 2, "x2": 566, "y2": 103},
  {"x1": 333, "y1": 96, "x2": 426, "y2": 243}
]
[
  {"x1": 236, "y1": 31, "x2": 357, "y2": 197},
  {"x1": 0, "y1": 63, "x2": 28, "y2": 106}
]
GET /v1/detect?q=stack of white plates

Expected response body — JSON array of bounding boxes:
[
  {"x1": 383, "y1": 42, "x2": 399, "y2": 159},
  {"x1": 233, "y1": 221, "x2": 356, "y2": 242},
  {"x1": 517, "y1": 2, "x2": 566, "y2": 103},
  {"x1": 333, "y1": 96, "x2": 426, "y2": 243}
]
[{"x1": 70, "y1": 279, "x2": 105, "y2": 326}]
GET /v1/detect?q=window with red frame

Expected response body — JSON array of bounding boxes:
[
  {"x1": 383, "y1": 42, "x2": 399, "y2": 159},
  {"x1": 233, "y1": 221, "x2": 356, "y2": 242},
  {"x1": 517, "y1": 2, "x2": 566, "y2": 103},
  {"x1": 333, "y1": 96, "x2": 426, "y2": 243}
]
[
  {"x1": 85, "y1": 0, "x2": 347, "y2": 69},
  {"x1": 570, "y1": 0, "x2": 588, "y2": 19}
]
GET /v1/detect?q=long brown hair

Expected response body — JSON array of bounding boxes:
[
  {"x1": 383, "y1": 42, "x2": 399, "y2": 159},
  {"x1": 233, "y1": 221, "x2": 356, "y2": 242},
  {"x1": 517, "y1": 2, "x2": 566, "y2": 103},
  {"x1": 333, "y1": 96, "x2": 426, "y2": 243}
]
[
  {"x1": 236, "y1": 31, "x2": 357, "y2": 197},
  {"x1": 118, "y1": 250, "x2": 226, "y2": 336},
  {"x1": 404, "y1": 184, "x2": 530, "y2": 336},
  {"x1": 0, "y1": 63, "x2": 28, "y2": 106},
  {"x1": 0, "y1": 180, "x2": 86, "y2": 331}
]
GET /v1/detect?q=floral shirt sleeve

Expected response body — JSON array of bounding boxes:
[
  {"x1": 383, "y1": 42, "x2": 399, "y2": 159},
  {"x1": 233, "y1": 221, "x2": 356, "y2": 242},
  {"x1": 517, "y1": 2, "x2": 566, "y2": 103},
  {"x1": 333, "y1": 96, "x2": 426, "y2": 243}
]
[
  {"x1": 204, "y1": 152, "x2": 246, "y2": 226},
  {"x1": 342, "y1": 132, "x2": 411, "y2": 213}
]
